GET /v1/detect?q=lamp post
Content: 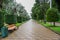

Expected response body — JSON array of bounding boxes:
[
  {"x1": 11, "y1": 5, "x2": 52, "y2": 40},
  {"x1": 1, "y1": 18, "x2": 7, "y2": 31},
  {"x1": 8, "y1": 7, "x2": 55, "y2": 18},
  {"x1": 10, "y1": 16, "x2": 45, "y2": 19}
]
[{"x1": 50, "y1": 0, "x2": 52, "y2": 8}]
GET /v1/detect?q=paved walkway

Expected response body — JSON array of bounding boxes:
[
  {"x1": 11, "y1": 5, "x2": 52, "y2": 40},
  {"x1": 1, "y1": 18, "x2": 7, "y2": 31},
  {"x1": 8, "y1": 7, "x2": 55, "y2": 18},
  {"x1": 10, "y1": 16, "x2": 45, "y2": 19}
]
[
  {"x1": 56, "y1": 22, "x2": 60, "y2": 26},
  {"x1": 1, "y1": 20, "x2": 60, "y2": 40}
]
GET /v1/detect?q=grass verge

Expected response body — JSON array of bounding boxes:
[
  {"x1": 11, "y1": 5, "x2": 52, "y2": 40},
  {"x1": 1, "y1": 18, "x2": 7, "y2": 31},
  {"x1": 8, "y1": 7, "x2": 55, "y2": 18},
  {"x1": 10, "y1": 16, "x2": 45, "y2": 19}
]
[
  {"x1": 39, "y1": 22, "x2": 60, "y2": 35},
  {"x1": 15, "y1": 21, "x2": 27, "y2": 28},
  {"x1": 15, "y1": 23, "x2": 22, "y2": 27}
]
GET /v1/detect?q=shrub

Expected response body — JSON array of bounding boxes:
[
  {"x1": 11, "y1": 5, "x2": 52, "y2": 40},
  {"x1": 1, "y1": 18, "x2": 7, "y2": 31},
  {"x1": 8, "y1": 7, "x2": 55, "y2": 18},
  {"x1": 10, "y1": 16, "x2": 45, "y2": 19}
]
[
  {"x1": 0, "y1": 10, "x2": 4, "y2": 28},
  {"x1": 5, "y1": 15, "x2": 17, "y2": 25},
  {"x1": 17, "y1": 16, "x2": 22, "y2": 23}
]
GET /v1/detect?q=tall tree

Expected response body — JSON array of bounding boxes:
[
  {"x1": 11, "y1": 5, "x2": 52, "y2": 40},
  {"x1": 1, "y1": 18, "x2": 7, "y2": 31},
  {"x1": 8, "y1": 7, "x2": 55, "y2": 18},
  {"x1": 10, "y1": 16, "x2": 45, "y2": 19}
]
[
  {"x1": 55, "y1": 0, "x2": 60, "y2": 12},
  {"x1": 31, "y1": 0, "x2": 49, "y2": 22},
  {"x1": 46, "y1": 8, "x2": 59, "y2": 26}
]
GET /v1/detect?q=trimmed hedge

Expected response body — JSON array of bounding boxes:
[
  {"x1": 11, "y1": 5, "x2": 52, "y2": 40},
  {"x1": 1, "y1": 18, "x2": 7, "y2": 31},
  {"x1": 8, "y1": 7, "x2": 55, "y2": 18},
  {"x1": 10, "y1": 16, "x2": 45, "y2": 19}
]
[
  {"x1": 5, "y1": 15, "x2": 17, "y2": 25},
  {"x1": 0, "y1": 10, "x2": 4, "y2": 28},
  {"x1": 17, "y1": 16, "x2": 22, "y2": 23}
]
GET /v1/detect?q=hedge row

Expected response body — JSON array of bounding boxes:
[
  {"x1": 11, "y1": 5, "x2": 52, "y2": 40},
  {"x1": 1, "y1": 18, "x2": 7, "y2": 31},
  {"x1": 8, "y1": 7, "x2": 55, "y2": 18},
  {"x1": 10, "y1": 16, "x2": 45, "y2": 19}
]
[
  {"x1": 5, "y1": 15, "x2": 17, "y2": 25},
  {"x1": 17, "y1": 16, "x2": 22, "y2": 23},
  {"x1": 0, "y1": 10, "x2": 4, "y2": 28},
  {"x1": 0, "y1": 11, "x2": 29, "y2": 29}
]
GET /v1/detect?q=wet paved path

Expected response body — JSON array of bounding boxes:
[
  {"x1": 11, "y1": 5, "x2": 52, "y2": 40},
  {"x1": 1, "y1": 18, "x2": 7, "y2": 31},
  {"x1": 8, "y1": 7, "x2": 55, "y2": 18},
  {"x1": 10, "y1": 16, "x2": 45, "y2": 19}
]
[{"x1": 1, "y1": 20, "x2": 60, "y2": 40}]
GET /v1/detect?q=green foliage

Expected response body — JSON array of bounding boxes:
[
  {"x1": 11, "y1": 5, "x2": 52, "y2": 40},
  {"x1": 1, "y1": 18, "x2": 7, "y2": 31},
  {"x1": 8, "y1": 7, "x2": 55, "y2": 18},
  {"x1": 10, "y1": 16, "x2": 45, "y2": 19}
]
[
  {"x1": 46, "y1": 8, "x2": 59, "y2": 22},
  {"x1": 0, "y1": 10, "x2": 4, "y2": 28},
  {"x1": 35, "y1": 0, "x2": 40, "y2": 4},
  {"x1": 31, "y1": 0, "x2": 49, "y2": 21},
  {"x1": 5, "y1": 15, "x2": 17, "y2": 25},
  {"x1": 52, "y1": 0, "x2": 57, "y2": 8},
  {"x1": 0, "y1": 0, "x2": 30, "y2": 26},
  {"x1": 0, "y1": 0, "x2": 14, "y2": 9},
  {"x1": 17, "y1": 16, "x2": 22, "y2": 23},
  {"x1": 55, "y1": 0, "x2": 60, "y2": 12},
  {"x1": 31, "y1": 3, "x2": 40, "y2": 20}
]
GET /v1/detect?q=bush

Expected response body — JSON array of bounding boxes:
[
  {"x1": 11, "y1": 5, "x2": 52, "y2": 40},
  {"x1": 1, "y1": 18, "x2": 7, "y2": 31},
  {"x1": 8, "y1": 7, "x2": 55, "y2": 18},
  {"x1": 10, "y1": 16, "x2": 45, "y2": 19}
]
[
  {"x1": 5, "y1": 15, "x2": 17, "y2": 25},
  {"x1": 46, "y1": 8, "x2": 59, "y2": 26},
  {"x1": 0, "y1": 10, "x2": 4, "y2": 28},
  {"x1": 17, "y1": 16, "x2": 22, "y2": 23}
]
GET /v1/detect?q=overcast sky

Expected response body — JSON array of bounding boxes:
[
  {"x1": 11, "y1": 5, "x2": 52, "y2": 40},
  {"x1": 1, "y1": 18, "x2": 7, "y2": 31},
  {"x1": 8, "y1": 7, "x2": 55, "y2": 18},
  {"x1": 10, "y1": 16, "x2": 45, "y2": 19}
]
[{"x1": 16, "y1": 0, "x2": 35, "y2": 14}]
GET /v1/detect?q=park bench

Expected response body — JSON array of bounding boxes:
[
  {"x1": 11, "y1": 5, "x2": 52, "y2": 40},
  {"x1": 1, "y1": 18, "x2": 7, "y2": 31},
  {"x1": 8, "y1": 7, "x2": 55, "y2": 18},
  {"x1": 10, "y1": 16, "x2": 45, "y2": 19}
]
[
  {"x1": 6, "y1": 24, "x2": 17, "y2": 31},
  {"x1": 8, "y1": 24, "x2": 17, "y2": 31}
]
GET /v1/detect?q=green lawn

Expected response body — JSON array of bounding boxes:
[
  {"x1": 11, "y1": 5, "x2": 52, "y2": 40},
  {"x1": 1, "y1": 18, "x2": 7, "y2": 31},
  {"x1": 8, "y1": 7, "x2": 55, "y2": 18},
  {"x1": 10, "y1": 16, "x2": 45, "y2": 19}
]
[
  {"x1": 39, "y1": 22, "x2": 60, "y2": 34},
  {"x1": 58, "y1": 20, "x2": 60, "y2": 22},
  {"x1": 50, "y1": 27, "x2": 60, "y2": 34}
]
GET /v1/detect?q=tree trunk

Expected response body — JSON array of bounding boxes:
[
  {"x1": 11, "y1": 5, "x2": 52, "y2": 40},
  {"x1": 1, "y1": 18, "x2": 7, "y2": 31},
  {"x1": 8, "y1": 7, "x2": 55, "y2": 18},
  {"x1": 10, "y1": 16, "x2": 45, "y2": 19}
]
[{"x1": 53, "y1": 22, "x2": 55, "y2": 26}]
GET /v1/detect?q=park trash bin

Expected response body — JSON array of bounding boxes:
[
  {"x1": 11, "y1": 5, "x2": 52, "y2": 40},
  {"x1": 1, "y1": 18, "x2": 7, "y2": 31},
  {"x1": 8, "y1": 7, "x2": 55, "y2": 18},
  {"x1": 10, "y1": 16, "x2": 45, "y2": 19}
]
[{"x1": 1, "y1": 26, "x2": 8, "y2": 38}]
